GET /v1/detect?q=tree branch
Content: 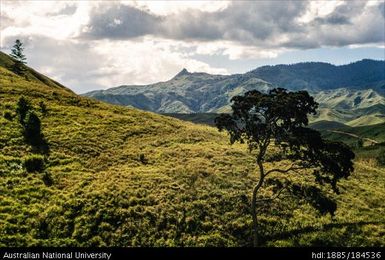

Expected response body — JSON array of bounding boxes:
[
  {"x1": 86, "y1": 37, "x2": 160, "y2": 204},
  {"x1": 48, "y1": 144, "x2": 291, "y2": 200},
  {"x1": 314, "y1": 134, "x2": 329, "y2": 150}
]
[{"x1": 264, "y1": 163, "x2": 306, "y2": 177}]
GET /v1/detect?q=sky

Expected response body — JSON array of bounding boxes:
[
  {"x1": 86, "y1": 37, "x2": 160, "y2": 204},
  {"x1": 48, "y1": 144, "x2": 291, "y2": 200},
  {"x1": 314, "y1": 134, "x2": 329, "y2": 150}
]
[{"x1": 1, "y1": 0, "x2": 384, "y2": 93}]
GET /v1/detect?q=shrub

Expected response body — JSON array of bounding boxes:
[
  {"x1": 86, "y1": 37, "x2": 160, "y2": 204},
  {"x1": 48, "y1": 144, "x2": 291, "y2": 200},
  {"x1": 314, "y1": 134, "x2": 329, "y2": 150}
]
[
  {"x1": 16, "y1": 96, "x2": 31, "y2": 125},
  {"x1": 42, "y1": 172, "x2": 53, "y2": 186},
  {"x1": 24, "y1": 155, "x2": 45, "y2": 173},
  {"x1": 139, "y1": 154, "x2": 148, "y2": 164},
  {"x1": 24, "y1": 111, "x2": 42, "y2": 146},
  {"x1": 4, "y1": 111, "x2": 13, "y2": 121}
]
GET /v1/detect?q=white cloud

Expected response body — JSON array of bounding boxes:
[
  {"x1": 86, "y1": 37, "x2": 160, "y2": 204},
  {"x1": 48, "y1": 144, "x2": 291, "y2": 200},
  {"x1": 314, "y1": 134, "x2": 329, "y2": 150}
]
[
  {"x1": 129, "y1": 0, "x2": 230, "y2": 15},
  {"x1": 91, "y1": 37, "x2": 228, "y2": 87},
  {"x1": 1, "y1": 1, "x2": 93, "y2": 44}
]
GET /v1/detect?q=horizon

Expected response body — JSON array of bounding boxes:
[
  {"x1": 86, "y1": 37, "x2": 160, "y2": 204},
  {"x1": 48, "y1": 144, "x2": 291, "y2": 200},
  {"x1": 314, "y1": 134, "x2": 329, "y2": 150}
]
[{"x1": 1, "y1": 0, "x2": 384, "y2": 93}]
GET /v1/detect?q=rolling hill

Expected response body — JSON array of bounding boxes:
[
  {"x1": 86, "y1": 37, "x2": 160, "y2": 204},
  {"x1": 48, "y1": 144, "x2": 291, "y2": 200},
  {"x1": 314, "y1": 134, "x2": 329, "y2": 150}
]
[
  {"x1": 311, "y1": 88, "x2": 385, "y2": 126},
  {"x1": 83, "y1": 60, "x2": 385, "y2": 126},
  {"x1": 1, "y1": 52, "x2": 385, "y2": 247}
]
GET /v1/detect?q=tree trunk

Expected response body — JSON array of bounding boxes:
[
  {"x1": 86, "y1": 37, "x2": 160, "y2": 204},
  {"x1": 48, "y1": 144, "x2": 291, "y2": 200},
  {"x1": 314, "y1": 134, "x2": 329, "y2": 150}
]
[{"x1": 251, "y1": 160, "x2": 264, "y2": 247}]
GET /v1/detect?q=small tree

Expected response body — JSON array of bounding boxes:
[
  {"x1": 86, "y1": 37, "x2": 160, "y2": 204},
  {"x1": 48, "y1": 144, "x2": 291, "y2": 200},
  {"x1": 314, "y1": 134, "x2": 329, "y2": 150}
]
[
  {"x1": 215, "y1": 88, "x2": 355, "y2": 246},
  {"x1": 10, "y1": 39, "x2": 27, "y2": 75},
  {"x1": 16, "y1": 96, "x2": 31, "y2": 125},
  {"x1": 24, "y1": 111, "x2": 43, "y2": 147}
]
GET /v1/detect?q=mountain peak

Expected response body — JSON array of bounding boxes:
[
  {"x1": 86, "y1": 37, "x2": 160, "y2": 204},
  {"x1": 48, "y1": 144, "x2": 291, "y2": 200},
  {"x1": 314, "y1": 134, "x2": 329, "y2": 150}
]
[{"x1": 174, "y1": 68, "x2": 190, "y2": 78}]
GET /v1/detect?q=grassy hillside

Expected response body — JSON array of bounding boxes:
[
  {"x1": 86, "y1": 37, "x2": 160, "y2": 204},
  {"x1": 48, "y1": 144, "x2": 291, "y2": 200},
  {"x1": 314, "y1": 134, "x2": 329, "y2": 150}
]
[
  {"x1": 0, "y1": 52, "x2": 71, "y2": 92},
  {"x1": 321, "y1": 122, "x2": 385, "y2": 147},
  {"x1": 163, "y1": 113, "x2": 218, "y2": 126},
  {"x1": 309, "y1": 120, "x2": 349, "y2": 131},
  {"x1": 1, "y1": 55, "x2": 385, "y2": 247}
]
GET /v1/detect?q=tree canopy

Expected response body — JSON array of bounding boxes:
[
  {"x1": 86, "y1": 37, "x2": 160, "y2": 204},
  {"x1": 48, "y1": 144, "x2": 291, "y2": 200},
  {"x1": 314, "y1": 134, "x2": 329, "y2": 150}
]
[{"x1": 10, "y1": 39, "x2": 27, "y2": 75}]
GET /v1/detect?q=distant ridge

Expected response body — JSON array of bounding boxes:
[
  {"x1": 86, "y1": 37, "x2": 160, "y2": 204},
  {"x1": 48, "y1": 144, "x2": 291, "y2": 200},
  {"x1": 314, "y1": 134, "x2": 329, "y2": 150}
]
[
  {"x1": 84, "y1": 59, "x2": 385, "y2": 126},
  {"x1": 248, "y1": 59, "x2": 385, "y2": 92}
]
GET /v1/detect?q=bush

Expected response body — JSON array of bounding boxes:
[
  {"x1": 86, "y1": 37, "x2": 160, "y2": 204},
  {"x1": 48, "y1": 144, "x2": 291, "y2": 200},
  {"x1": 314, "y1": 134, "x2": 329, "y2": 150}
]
[
  {"x1": 24, "y1": 155, "x2": 45, "y2": 173},
  {"x1": 139, "y1": 154, "x2": 148, "y2": 164},
  {"x1": 42, "y1": 172, "x2": 53, "y2": 186},
  {"x1": 24, "y1": 111, "x2": 42, "y2": 146},
  {"x1": 4, "y1": 111, "x2": 13, "y2": 121},
  {"x1": 16, "y1": 96, "x2": 31, "y2": 125}
]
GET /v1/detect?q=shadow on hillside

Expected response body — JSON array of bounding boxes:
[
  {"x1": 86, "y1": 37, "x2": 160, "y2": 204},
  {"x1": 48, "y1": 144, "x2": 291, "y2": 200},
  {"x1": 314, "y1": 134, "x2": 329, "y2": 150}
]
[{"x1": 261, "y1": 220, "x2": 383, "y2": 244}]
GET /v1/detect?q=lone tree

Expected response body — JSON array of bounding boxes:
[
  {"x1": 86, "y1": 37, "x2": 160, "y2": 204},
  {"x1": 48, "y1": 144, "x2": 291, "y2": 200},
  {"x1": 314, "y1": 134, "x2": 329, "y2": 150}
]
[
  {"x1": 10, "y1": 39, "x2": 27, "y2": 75},
  {"x1": 215, "y1": 88, "x2": 355, "y2": 246}
]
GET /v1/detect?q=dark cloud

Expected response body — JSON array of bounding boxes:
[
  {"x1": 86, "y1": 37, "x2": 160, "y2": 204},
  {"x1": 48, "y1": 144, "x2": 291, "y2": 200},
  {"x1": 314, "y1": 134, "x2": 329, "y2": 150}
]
[
  {"x1": 83, "y1": 1, "x2": 307, "y2": 43},
  {"x1": 81, "y1": 0, "x2": 384, "y2": 50},
  {"x1": 313, "y1": 2, "x2": 368, "y2": 26},
  {"x1": 81, "y1": 1, "x2": 304, "y2": 41},
  {"x1": 83, "y1": 5, "x2": 162, "y2": 39}
]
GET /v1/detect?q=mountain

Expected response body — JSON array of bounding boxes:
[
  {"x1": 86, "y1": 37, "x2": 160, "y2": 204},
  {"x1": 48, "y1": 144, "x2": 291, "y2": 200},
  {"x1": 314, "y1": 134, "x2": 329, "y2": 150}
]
[
  {"x1": 1, "y1": 52, "x2": 385, "y2": 247},
  {"x1": 248, "y1": 59, "x2": 385, "y2": 93},
  {"x1": 85, "y1": 69, "x2": 273, "y2": 113},
  {"x1": 83, "y1": 60, "x2": 385, "y2": 126}
]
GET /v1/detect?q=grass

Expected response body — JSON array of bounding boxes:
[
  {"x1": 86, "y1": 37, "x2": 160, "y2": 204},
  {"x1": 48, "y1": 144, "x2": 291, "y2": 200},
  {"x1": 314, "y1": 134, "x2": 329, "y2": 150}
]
[
  {"x1": 320, "y1": 122, "x2": 385, "y2": 147},
  {"x1": 0, "y1": 53, "x2": 385, "y2": 247}
]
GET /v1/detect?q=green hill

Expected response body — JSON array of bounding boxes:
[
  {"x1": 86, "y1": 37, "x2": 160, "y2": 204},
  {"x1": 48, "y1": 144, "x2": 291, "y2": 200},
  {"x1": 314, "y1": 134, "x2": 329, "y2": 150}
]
[
  {"x1": 321, "y1": 122, "x2": 385, "y2": 147},
  {"x1": 309, "y1": 120, "x2": 349, "y2": 131},
  {"x1": 1, "y1": 52, "x2": 385, "y2": 246},
  {"x1": 0, "y1": 52, "x2": 71, "y2": 93},
  {"x1": 163, "y1": 113, "x2": 218, "y2": 126}
]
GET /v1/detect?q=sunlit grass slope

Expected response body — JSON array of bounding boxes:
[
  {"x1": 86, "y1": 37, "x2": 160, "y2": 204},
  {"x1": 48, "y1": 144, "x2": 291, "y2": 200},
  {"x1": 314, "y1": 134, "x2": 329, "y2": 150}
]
[{"x1": 0, "y1": 55, "x2": 384, "y2": 247}]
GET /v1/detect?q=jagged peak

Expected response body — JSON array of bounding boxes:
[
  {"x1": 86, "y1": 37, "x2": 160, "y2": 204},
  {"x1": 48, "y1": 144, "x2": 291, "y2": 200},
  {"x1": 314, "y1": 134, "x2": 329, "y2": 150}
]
[{"x1": 174, "y1": 68, "x2": 190, "y2": 78}]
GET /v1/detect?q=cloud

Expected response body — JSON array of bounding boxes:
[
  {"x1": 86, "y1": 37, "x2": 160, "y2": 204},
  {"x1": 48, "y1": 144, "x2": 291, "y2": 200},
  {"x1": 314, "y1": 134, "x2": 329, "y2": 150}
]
[
  {"x1": 1, "y1": 35, "x2": 227, "y2": 93},
  {"x1": 83, "y1": 5, "x2": 162, "y2": 39},
  {"x1": 46, "y1": 4, "x2": 77, "y2": 16},
  {"x1": 82, "y1": 0, "x2": 384, "y2": 50}
]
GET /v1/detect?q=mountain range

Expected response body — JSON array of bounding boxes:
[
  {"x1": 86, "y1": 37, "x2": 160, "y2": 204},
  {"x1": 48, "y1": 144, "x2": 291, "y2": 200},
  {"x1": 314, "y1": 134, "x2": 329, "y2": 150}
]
[{"x1": 84, "y1": 59, "x2": 385, "y2": 126}]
